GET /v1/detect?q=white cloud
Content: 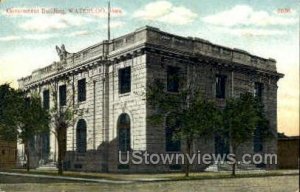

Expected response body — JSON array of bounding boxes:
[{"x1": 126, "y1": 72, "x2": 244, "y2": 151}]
[
  {"x1": 110, "y1": 21, "x2": 125, "y2": 29},
  {"x1": 24, "y1": 34, "x2": 57, "y2": 40},
  {"x1": 102, "y1": 21, "x2": 125, "y2": 29},
  {"x1": 134, "y1": 1, "x2": 173, "y2": 20},
  {"x1": 20, "y1": 14, "x2": 93, "y2": 32},
  {"x1": 217, "y1": 27, "x2": 287, "y2": 36},
  {"x1": 67, "y1": 21, "x2": 125, "y2": 38},
  {"x1": 0, "y1": 35, "x2": 22, "y2": 41},
  {"x1": 0, "y1": 34, "x2": 57, "y2": 41},
  {"x1": 133, "y1": 1, "x2": 197, "y2": 25},
  {"x1": 203, "y1": 5, "x2": 298, "y2": 27},
  {"x1": 69, "y1": 30, "x2": 91, "y2": 37}
]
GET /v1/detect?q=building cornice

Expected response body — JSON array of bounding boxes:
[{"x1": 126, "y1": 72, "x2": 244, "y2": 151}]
[{"x1": 18, "y1": 26, "x2": 284, "y2": 89}]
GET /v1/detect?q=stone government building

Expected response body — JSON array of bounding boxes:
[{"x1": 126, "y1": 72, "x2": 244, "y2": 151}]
[{"x1": 18, "y1": 26, "x2": 283, "y2": 172}]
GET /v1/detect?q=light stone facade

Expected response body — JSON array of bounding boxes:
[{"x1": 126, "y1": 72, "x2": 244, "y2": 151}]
[{"x1": 18, "y1": 26, "x2": 283, "y2": 172}]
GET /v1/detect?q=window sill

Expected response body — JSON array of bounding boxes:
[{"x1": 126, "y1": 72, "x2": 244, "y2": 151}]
[
  {"x1": 166, "y1": 90, "x2": 180, "y2": 94},
  {"x1": 77, "y1": 100, "x2": 87, "y2": 105},
  {"x1": 119, "y1": 92, "x2": 131, "y2": 97}
]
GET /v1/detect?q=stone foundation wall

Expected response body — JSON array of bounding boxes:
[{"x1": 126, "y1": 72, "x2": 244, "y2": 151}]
[{"x1": 0, "y1": 139, "x2": 17, "y2": 169}]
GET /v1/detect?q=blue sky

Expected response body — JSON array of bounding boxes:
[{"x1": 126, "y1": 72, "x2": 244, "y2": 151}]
[{"x1": 0, "y1": 0, "x2": 298, "y2": 135}]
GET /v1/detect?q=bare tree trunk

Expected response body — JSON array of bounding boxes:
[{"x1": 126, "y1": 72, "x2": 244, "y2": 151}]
[
  {"x1": 57, "y1": 127, "x2": 66, "y2": 175},
  {"x1": 232, "y1": 160, "x2": 236, "y2": 176},
  {"x1": 25, "y1": 141, "x2": 30, "y2": 172},
  {"x1": 185, "y1": 140, "x2": 191, "y2": 177},
  {"x1": 229, "y1": 124, "x2": 236, "y2": 176},
  {"x1": 58, "y1": 142, "x2": 62, "y2": 175},
  {"x1": 57, "y1": 129, "x2": 63, "y2": 175},
  {"x1": 230, "y1": 143, "x2": 236, "y2": 176}
]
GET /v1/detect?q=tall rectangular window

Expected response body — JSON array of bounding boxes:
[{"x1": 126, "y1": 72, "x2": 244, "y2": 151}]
[
  {"x1": 254, "y1": 82, "x2": 263, "y2": 99},
  {"x1": 59, "y1": 85, "x2": 66, "y2": 106},
  {"x1": 253, "y1": 127, "x2": 263, "y2": 153},
  {"x1": 78, "y1": 78, "x2": 86, "y2": 102},
  {"x1": 216, "y1": 75, "x2": 226, "y2": 98},
  {"x1": 43, "y1": 89, "x2": 50, "y2": 109},
  {"x1": 167, "y1": 66, "x2": 180, "y2": 92},
  {"x1": 24, "y1": 97, "x2": 30, "y2": 108},
  {"x1": 119, "y1": 67, "x2": 131, "y2": 94}
]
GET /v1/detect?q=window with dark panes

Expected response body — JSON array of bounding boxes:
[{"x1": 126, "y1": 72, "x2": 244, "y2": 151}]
[
  {"x1": 41, "y1": 132, "x2": 50, "y2": 159},
  {"x1": 253, "y1": 127, "x2": 263, "y2": 152},
  {"x1": 216, "y1": 75, "x2": 226, "y2": 98},
  {"x1": 59, "y1": 85, "x2": 66, "y2": 106},
  {"x1": 254, "y1": 82, "x2": 263, "y2": 99},
  {"x1": 167, "y1": 66, "x2": 180, "y2": 92},
  {"x1": 78, "y1": 78, "x2": 86, "y2": 102},
  {"x1": 118, "y1": 113, "x2": 130, "y2": 152},
  {"x1": 76, "y1": 119, "x2": 87, "y2": 153},
  {"x1": 24, "y1": 97, "x2": 30, "y2": 108},
  {"x1": 119, "y1": 67, "x2": 131, "y2": 94},
  {"x1": 43, "y1": 89, "x2": 50, "y2": 109}
]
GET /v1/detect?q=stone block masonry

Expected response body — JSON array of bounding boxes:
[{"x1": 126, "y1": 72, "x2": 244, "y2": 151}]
[{"x1": 18, "y1": 26, "x2": 283, "y2": 172}]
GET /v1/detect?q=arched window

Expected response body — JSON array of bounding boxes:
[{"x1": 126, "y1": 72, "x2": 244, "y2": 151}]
[
  {"x1": 118, "y1": 113, "x2": 130, "y2": 152},
  {"x1": 165, "y1": 114, "x2": 181, "y2": 152},
  {"x1": 76, "y1": 119, "x2": 87, "y2": 153}
]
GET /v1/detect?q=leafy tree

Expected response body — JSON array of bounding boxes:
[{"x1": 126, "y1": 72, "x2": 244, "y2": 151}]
[
  {"x1": 147, "y1": 80, "x2": 221, "y2": 177},
  {"x1": 50, "y1": 81, "x2": 73, "y2": 175},
  {"x1": 253, "y1": 97, "x2": 274, "y2": 141},
  {"x1": 19, "y1": 94, "x2": 51, "y2": 171},
  {"x1": 179, "y1": 97, "x2": 222, "y2": 176},
  {"x1": 0, "y1": 83, "x2": 50, "y2": 172},
  {"x1": 0, "y1": 84, "x2": 22, "y2": 141},
  {"x1": 222, "y1": 92, "x2": 270, "y2": 176}
]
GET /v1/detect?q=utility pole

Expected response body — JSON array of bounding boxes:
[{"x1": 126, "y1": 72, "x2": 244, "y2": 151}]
[
  {"x1": 107, "y1": 0, "x2": 111, "y2": 42},
  {"x1": 105, "y1": 0, "x2": 111, "y2": 58}
]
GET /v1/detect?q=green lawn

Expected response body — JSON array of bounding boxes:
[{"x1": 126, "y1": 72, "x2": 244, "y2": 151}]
[
  {"x1": 5, "y1": 169, "x2": 299, "y2": 181},
  {"x1": 0, "y1": 175, "x2": 298, "y2": 192}
]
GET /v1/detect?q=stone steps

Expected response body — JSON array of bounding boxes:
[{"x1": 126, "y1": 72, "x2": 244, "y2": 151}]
[
  {"x1": 205, "y1": 161, "x2": 262, "y2": 172},
  {"x1": 36, "y1": 162, "x2": 58, "y2": 171}
]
